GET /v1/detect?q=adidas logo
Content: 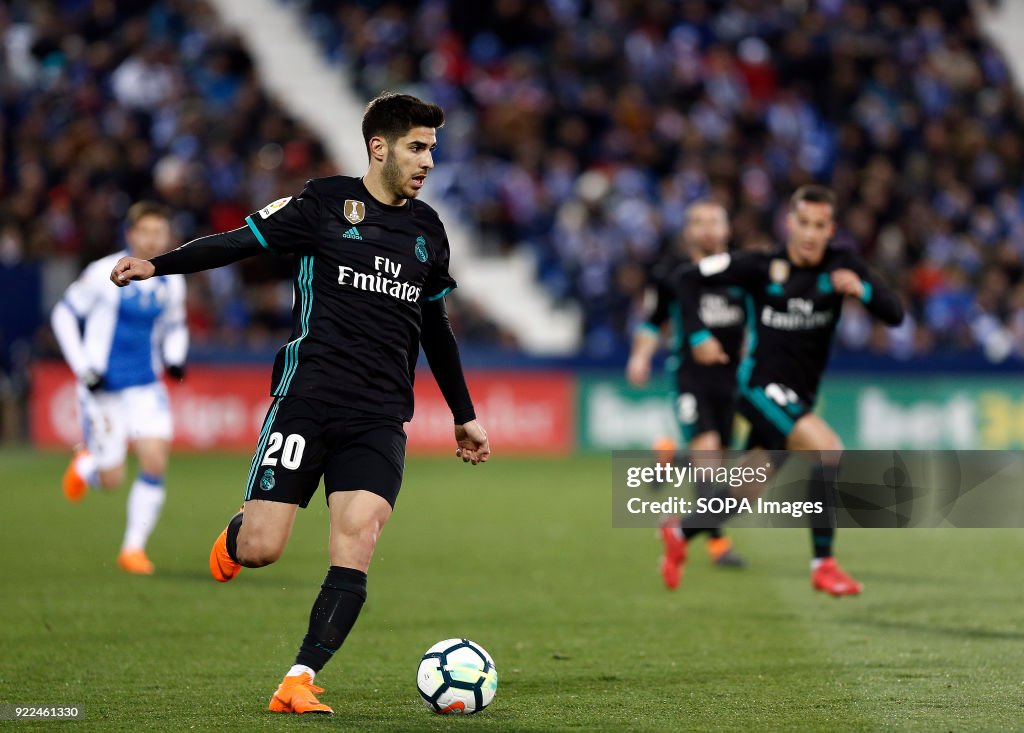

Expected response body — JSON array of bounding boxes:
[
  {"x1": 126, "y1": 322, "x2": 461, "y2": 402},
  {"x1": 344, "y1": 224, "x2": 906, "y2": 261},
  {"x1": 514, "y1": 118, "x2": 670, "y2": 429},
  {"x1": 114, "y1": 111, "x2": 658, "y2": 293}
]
[{"x1": 343, "y1": 227, "x2": 362, "y2": 240}]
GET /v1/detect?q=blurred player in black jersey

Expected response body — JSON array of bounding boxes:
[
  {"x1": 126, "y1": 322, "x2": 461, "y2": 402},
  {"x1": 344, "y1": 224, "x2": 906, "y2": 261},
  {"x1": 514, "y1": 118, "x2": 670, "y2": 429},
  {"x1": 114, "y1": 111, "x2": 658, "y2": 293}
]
[
  {"x1": 111, "y1": 93, "x2": 490, "y2": 714},
  {"x1": 625, "y1": 200, "x2": 747, "y2": 587},
  {"x1": 671, "y1": 185, "x2": 903, "y2": 596}
]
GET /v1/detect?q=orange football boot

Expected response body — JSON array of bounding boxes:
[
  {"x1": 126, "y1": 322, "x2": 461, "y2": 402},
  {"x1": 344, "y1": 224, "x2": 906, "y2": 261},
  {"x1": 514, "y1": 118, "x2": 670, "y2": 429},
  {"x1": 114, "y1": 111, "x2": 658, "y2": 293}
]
[
  {"x1": 209, "y1": 511, "x2": 242, "y2": 582},
  {"x1": 117, "y1": 548, "x2": 154, "y2": 575},
  {"x1": 268, "y1": 673, "x2": 333, "y2": 714},
  {"x1": 62, "y1": 447, "x2": 90, "y2": 502},
  {"x1": 707, "y1": 536, "x2": 746, "y2": 568}
]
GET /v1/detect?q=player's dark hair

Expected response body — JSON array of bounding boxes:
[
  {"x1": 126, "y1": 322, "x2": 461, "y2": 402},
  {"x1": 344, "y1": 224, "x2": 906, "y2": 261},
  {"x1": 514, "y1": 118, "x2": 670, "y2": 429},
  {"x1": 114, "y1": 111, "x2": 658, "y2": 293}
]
[
  {"x1": 683, "y1": 199, "x2": 727, "y2": 227},
  {"x1": 125, "y1": 201, "x2": 171, "y2": 228},
  {"x1": 361, "y1": 92, "x2": 444, "y2": 156},
  {"x1": 790, "y1": 185, "x2": 837, "y2": 212}
]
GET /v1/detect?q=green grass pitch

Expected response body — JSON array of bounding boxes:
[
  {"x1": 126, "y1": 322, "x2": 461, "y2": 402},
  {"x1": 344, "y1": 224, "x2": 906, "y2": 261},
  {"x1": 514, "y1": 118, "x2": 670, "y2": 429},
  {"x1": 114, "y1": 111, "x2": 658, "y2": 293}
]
[{"x1": 1, "y1": 448, "x2": 1022, "y2": 731}]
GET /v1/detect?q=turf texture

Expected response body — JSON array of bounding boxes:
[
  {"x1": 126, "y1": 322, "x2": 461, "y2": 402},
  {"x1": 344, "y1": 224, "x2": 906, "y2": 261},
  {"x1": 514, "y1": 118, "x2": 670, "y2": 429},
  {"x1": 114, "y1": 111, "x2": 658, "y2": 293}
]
[{"x1": 0, "y1": 449, "x2": 1022, "y2": 731}]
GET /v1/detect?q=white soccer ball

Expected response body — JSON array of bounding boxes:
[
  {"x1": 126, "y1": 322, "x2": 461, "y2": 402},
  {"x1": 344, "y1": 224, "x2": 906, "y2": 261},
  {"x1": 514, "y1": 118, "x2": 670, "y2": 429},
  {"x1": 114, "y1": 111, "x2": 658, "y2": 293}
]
[{"x1": 416, "y1": 638, "x2": 498, "y2": 714}]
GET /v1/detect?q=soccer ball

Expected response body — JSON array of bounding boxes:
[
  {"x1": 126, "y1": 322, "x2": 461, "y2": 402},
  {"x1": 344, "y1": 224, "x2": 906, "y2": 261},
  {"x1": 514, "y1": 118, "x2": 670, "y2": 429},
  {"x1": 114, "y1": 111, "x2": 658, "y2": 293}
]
[{"x1": 416, "y1": 638, "x2": 498, "y2": 714}]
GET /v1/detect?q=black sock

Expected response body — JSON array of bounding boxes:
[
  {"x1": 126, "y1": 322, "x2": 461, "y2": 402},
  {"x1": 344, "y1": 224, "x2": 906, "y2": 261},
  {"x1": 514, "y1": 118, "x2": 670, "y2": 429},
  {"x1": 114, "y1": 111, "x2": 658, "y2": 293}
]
[
  {"x1": 809, "y1": 463, "x2": 838, "y2": 559},
  {"x1": 225, "y1": 512, "x2": 244, "y2": 563},
  {"x1": 295, "y1": 566, "x2": 368, "y2": 672},
  {"x1": 695, "y1": 480, "x2": 724, "y2": 540},
  {"x1": 682, "y1": 485, "x2": 738, "y2": 539},
  {"x1": 812, "y1": 527, "x2": 834, "y2": 559}
]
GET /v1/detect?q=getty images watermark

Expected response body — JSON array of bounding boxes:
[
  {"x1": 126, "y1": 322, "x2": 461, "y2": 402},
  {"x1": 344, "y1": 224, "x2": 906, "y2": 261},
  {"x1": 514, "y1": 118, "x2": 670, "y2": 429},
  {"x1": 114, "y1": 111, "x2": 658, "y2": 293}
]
[{"x1": 612, "y1": 450, "x2": 1024, "y2": 529}]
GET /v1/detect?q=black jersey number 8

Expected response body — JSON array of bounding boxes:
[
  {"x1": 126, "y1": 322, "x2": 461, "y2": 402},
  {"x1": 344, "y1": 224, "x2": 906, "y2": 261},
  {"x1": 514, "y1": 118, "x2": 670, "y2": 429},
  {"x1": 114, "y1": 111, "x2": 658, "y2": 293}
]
[{"x1": 262, "y1": 432, "x2": 306, "y2": 470}]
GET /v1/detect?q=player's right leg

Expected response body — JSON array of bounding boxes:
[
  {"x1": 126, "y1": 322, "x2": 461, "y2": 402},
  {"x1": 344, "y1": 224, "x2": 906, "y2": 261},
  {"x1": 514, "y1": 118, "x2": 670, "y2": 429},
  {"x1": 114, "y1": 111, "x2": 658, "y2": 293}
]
[
  {"x1": 210, "y1": 397, "x2": 323, "y2": 582},
  {"x1": 63, "y1": 387, "x2": 126, "y2": 501}
]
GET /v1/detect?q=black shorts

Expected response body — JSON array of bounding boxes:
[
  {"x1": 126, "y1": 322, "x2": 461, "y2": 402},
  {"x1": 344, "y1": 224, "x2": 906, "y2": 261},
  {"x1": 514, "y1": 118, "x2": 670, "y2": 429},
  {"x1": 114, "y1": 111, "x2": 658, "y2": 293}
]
[
  {"x1": 243, "y1": 397, "x2": 407, "y2": 508},
  {"x1": 738, "y1": 381, "x2": 813, "y2": 450},
  {"x1": 672, "y1": 380, "x2": 737, "y2": 446}
]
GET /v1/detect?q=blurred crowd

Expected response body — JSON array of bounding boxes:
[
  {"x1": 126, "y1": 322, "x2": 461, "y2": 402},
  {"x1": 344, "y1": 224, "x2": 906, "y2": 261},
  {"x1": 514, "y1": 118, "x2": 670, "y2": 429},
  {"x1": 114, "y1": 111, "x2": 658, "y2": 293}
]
[
  {"x1": 0, "y1": 0, "x2": 513, "y2": 373},
  {"x1": 3, "y1": 0, "x2": 1024, "y2": 367},
  {"x1": 2, "y1": 0, "x2": 333, "y2": 354},
  {"x1": 304, "y1": 0, "x2": 1024, "y2": 361}
]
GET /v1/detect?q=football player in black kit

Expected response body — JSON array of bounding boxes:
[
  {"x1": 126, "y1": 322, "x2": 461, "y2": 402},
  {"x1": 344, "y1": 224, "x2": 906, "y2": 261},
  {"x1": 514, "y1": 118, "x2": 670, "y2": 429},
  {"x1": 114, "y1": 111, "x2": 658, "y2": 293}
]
[
  {"x1": 668, "y1": 185, "x2": 903, "y2": 596},
  {"x1": 111, "y1": 93, "x2": 490, "y2": 713},
  {"x1": 626, "y1": 200, "x2": 747, "y2": 587}
]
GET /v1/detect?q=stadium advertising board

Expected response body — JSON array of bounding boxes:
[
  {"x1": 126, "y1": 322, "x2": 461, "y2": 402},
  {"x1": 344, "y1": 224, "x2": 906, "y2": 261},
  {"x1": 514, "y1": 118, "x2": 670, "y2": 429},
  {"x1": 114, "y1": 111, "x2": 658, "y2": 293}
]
[
  {"x1": 576, "y1": 373, "x2": 1024, "y2": 450},
  {"x1": 30, "y1": 363, "x2": 573, "y2": 455}
]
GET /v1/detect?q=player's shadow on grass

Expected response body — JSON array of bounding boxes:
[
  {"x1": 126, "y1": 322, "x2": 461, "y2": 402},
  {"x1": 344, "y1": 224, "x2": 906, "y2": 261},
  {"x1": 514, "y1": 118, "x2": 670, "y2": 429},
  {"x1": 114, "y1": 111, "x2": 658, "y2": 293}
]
[
  {"x1": 149, "y1": 568, "x2": 308, "y2": 586},
  {"x1": 853, "y1": 617, "x2": 1024, "y2": 642}
]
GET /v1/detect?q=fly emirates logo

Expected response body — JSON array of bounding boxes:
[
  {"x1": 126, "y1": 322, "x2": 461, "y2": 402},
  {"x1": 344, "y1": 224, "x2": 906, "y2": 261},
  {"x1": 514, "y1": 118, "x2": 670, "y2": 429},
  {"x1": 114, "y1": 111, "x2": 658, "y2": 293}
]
[
  {"x1": 761, "y1": 298, "x2": 834, "y2": 330},
  {"x1": 338, "y1": 256, "x2": 421, "y2": 302}
]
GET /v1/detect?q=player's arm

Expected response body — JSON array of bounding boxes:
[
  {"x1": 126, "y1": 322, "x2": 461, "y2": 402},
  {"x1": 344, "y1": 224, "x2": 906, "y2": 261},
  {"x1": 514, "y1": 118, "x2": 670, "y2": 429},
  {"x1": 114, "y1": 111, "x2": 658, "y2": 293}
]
[
  {"x1": 626, "y1": 279, "x2": 671, "y2": 386},
  {"x1": 420, "y1": 297, "x2": 490, "y2": 465},
  {"x1": 832, "y1": 258, "x2": 904, "y2": 326},
  {"x1": 676, "y1": 253, "x2": 765, "y2": 365},
  {"x1": 51, "y1": 267, "x2": 113, "y2": 390},
  {"x1": 111, "y1": 226, "x2": 264, "y2": 285},
  {"x1": 160, "y1": 276, "x2": 189, "y2": 381},
  {"x1": 51, "y1": 299, "x2": 102, "y2": 389},
  {"x1": 112, "y1": 185, "x2": 323, "y2": 285}
]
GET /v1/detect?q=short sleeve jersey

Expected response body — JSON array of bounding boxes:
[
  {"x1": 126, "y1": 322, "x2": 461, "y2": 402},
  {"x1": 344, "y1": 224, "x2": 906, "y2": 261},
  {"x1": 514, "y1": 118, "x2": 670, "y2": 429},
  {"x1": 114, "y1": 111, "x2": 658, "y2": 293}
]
[{"x1": 244, "y1": 176, "x2": 457, "y2": 422}]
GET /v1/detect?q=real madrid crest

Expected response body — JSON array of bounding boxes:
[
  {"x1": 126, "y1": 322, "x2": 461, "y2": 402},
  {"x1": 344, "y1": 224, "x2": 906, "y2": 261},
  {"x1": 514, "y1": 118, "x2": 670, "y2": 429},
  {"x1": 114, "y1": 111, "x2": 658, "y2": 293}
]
[
  {"x1": 769, "y1": 258, "x2": 790, "y2": 285},
  {"x1": 415, "y1": 235, "x2": 428, "y2": 263},
  {"x1": 344, "y1": 199, "x2": 365, "y2": 224}
]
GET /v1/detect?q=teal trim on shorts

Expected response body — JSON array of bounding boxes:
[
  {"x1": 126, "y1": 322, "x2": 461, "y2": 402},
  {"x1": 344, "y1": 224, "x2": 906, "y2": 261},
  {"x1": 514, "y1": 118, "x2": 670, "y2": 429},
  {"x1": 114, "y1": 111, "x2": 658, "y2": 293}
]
[
  {"x1": 744, "y1": 386, "x2": 796, "y2": 435},
  {"x1": 688, "y1": 329, "x2": 712, "y2": 347},
  {"x1": 244, "y1": 398, "x2": 282, "y2": 500}
]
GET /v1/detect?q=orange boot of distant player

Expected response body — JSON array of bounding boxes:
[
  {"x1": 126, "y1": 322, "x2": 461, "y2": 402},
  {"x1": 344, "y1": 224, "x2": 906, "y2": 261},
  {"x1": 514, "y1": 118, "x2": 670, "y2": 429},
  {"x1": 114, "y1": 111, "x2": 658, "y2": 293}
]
[
  {"x1": 117, "y1": 548, "x2": 155, "y2": 575},
  {"x1": 209, "y1": 510, "x2": 243, "y2": 582},
  {"x1": 268, "y1": 672, "x2": 333, "y2": 714},
  {"x1": 707, "y1": 536, "x2": 746, "y2": 568},
  {"x1": 652, "y1": 436, "x2": 677, "y2": 465},
  {"x1": 62, "y1": 446, "x2": 95, "y2": 502}
]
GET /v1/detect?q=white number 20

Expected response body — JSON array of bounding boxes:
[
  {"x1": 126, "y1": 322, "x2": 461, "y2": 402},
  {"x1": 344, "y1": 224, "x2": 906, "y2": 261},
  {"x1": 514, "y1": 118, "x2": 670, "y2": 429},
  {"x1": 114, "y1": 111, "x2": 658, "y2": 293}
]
[{"x1": 262, "y1": 432, "x2": 306, "y2": 470}]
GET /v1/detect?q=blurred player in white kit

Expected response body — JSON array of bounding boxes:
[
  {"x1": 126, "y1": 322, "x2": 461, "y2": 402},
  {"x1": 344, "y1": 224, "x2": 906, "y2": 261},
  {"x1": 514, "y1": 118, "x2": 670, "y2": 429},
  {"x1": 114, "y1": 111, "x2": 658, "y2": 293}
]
[{"x1": 50, "y1": 201, "x2": 187, "y2": 575}]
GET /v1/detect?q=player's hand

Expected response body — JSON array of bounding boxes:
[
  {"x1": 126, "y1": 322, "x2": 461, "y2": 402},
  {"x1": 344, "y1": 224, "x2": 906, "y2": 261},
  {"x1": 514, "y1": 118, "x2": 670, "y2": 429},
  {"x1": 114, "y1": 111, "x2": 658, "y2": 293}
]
[
  {"x1": 692, "y1": 337, "x2": 729, "y2": 365},
  {"x1": 166, "y1": 364, "x2": 186, "y2": 382},
  {"x1": 831, "y1": 268, "x2": 865, "y2": 299},
  {"x1": 625, "y1": 354, "x2": 651, "y2": 386},
  {"x1": 81, "y1": 369, "x2": 107, "y2": 392},
  {"x1": 454, "y1": 420, "x2": 490, "y2": 465},
  {"x1": 111, "y1": 256, "x2": 155, "y2": 287}
]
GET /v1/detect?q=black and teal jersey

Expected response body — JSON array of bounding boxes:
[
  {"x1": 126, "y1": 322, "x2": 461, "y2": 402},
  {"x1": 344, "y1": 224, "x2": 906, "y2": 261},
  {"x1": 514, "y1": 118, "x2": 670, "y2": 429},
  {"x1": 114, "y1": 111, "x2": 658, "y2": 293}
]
[
  {"x1": 642, "y1": 254, "x2": 745, "y2": 389},
  {"x1": 242, "y1": 175, "x2": 458, "y2": 422},
  {"x1": 677, "y1": 246, "x2": 903, "y2": 403}
]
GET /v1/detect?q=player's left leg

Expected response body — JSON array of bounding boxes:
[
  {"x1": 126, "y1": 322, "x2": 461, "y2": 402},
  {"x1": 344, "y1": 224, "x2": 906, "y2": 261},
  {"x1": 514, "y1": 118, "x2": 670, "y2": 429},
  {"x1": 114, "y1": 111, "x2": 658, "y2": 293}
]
[
  {"x1": 787, "y1": 414, "x2": 862, "y2": 596},
  {"x1": 270, "y1": 415, "x2": 405, "y2": 715},
  {"x1": 116, "y1": 437, "x2": 170, "y2": 575},
  {"x1": 116, "y1": 383, "x2": 174, "y2": 575},
  {"x1": 269, "y1": 491, "x2": 392, "y2": 715}
]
